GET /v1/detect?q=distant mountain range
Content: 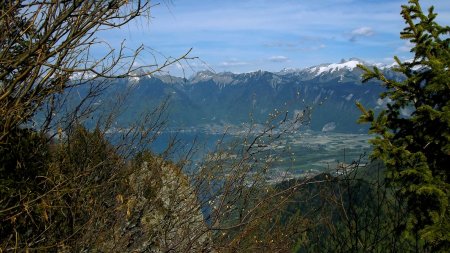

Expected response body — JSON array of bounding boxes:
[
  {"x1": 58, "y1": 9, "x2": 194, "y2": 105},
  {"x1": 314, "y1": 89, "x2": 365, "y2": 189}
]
[{"x1": 72, "y1": 58, "x2": 403, "y2": 133}]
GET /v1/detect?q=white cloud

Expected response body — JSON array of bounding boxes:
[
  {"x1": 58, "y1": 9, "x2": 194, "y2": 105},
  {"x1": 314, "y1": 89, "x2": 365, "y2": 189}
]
[
  {"x1": 103, "y1": 0, "x2": 450, "y2": 73},
  {"x1": 351, "y1": 27, "x2": 375, "y2": 36},
  {"x1": 220, "y1": 60, "x2": 249, "y2": 67},
  {"x1": 350, "y1": 27, "x2": 374, "y2": 41},
  {"x1": 313, "y1": 44, "x2": 326, "y2": 50},
  {"x1": 264, "y1": 41, "x2": 299, "y2": 49},
  {"x1": 269, "y1": 56, "x2": 290, "y2": 62},
  {"x1": 137, "y1": 1, "x2": 402, "y2": 36}
]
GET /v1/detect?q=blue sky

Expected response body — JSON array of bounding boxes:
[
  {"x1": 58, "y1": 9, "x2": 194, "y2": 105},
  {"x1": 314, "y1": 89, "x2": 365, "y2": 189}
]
[{"x1": 101, "y1": 0, "x2": 450, "y2": 76}]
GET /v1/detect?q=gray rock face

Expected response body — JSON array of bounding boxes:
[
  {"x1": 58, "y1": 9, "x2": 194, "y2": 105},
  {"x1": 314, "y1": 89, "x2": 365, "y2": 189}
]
[{"x1": 90, "y1": 157, "x2": 212, "y2": 252}]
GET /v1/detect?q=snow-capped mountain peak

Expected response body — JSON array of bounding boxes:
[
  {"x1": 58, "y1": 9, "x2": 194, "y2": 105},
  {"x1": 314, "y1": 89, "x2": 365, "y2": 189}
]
[
  {"x1": 191, "y1": 70, "x2": 215, "y2": 82},
  {"x1": 307, "y1": 59, "x2": 365, "y2": 76},
  {"x1": 128, "y1": 76, "x2": 140, "y2": 83},
  {"x1": 278, "y1": 67, "x2": 302, "y2": 74},
  {"x1": 69, "y1": 71, "x2": 97, "y2": 81}
]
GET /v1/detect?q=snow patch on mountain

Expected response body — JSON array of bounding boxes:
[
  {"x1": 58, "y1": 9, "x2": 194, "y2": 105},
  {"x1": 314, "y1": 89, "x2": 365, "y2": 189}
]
[
  {"x1": 308, "y1": 59, "x2": 363, "y2": 76},
  {"x1": 69, "y1": 71, "x2": 97, "y2": 81},
  {"x1": 322, "y1": 122, "x2": 336, "y2": 132},
  {"x1": 129, "y1": 76, "x2": 140, "y2": 83},
  {"x1": 344, "y1": 94, "x2": 354, "y2": 101},
  {"x1": 191, "y1": 70, "x2": 215, "y2": 82},
  {"x1": 190, "y1": 71, "x2": 237, "y2": 87},
  {"x1": 375, "y1": 97, "x2": 393, "y2": 109},
  {"x1": 278, "y1": 67, "x2": 302, "y2": 74}
]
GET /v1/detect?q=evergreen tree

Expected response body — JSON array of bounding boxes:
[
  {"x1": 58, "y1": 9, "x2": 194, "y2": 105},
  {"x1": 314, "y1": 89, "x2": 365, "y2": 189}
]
[{"x1": 357, "y1": 0, "x2": 450, "y2": 250}]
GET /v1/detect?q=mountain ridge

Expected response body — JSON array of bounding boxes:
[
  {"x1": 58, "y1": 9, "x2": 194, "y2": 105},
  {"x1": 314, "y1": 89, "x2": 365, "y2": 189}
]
[{"x1": 69, "y1": 58, "x2": 402, "y2": 133}]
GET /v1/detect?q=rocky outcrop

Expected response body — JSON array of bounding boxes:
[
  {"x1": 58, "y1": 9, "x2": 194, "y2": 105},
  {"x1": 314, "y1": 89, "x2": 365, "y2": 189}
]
[{"x1": 85, "y1": 155, "x2": 212, "y2": 252}]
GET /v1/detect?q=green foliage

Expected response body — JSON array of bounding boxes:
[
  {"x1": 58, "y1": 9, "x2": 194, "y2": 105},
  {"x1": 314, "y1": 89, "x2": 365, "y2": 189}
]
[
  {"x1": 357, "y1": 0, "x2": 450, "y2": 250},
  {"x1": 0, "y1": 125, "x2": 127, "y2": 251},
  {"x1": 61, "y1": 125, "x2": 122, "y2": 182},
  {"x1": 285, "y1": 167, "x2": 415, "y2": 253},
  {"x1": 0, "y1": 127, "x2": 49, "y2": 189},
  {"x1": 1, "y1": 124, "x2": 212, "y2": 252},
  {"x1": 0, "y1": 126, "x2": 50, "y2": 249}
]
